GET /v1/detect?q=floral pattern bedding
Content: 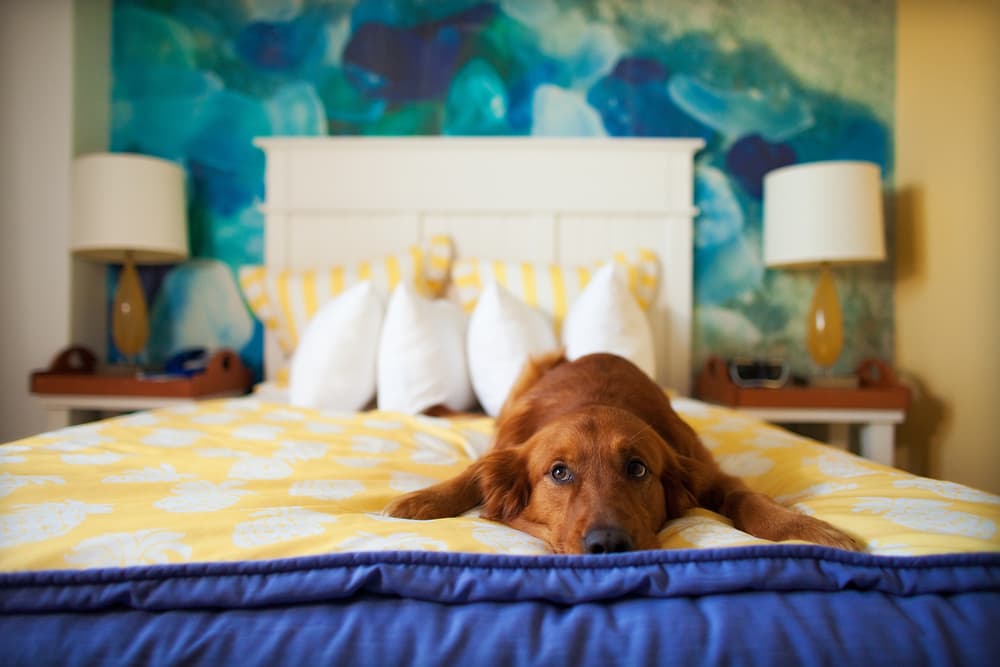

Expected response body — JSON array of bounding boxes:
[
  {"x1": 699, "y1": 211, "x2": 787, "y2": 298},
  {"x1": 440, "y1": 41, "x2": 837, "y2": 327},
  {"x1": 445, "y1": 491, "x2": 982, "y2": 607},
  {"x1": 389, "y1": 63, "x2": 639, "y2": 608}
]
[{"x1": 2, "y1": 397, "x2": 998, "y2": 572}]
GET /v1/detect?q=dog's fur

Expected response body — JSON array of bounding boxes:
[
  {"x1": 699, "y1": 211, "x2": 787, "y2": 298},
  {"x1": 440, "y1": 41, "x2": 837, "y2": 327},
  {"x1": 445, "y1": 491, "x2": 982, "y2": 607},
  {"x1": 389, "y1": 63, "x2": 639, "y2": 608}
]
[{"x1": 386, "y1": 352, "x2": 860, "y2": 554}]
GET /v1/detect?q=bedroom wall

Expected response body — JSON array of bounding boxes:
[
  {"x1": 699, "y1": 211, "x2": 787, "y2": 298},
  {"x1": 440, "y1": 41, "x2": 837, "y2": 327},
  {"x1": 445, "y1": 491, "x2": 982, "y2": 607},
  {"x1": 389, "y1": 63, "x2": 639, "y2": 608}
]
[
  {"x1": 0, "y1": 1, "x2": 75, "y2": 440},
  {"x1": 0, "y1": 0, "x2": 109, "y2": 442},
  {"x1": 894, "y1": 0, "x2": 1000, "y2": 494}
]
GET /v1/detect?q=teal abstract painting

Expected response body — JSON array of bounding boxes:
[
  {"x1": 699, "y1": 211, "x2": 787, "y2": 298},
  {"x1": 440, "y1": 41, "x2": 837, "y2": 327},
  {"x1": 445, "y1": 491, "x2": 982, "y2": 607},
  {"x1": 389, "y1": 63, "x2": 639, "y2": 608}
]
[{"x1": 110, "y1": 0, "x2": 894, "y2": 381}]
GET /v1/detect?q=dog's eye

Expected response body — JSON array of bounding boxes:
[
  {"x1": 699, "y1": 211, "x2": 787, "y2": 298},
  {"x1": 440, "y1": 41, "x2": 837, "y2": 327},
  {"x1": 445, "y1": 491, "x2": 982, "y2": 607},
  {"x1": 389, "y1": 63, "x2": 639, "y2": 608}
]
[
  {"x1": 550, "y1": 463, "x2": 573, "y2": 483},
  {"x1": 627, "y1": 459, "x2": 648, "y2": 479}
]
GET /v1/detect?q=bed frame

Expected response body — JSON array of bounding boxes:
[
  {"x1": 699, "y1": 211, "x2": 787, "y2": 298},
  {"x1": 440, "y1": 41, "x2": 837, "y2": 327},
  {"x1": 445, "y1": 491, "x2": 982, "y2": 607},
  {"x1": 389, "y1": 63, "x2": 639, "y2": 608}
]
[{"x1": 254, "y1": 137, "x2": 703, "y2": 394}]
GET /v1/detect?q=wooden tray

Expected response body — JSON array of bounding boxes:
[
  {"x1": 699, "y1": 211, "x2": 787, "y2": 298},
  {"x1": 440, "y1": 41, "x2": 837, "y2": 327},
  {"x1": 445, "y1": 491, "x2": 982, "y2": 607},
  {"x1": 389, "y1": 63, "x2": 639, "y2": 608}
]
[
  {"x1": 695, "y1": 357, "x2": 911, "y2": 410},
  {"x1": 31, "y1": 347, "x2": 252, "y2": 399}
]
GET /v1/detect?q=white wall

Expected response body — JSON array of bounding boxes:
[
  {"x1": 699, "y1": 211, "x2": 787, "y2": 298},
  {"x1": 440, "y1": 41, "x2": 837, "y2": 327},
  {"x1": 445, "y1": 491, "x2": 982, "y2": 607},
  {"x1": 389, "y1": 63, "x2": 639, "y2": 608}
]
[{"x1": 0, "y1": 0, "x2": 109, "y2": 442}]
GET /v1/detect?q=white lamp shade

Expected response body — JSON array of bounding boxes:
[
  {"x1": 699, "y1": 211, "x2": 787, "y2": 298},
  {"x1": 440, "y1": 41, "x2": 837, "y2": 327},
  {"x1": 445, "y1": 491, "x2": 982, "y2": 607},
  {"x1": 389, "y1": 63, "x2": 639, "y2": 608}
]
[
  {"x1": 763, "y1": 161, "x2": 886, "y2": 268},
  {"x1": 72, "y1": 153, "x2": 189, "y2": 264}
]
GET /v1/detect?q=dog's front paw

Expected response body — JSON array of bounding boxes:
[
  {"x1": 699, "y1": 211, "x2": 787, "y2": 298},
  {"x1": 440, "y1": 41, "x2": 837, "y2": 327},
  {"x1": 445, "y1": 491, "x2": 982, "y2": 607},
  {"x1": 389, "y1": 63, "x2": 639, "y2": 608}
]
[
  {"x1": 384, "y1": 491, "x2": 432, "y2": 519},
  {"x1": 730, "y1": 492, "x2": 864, "y2": 551},
  {"x1": 792, "y1": 515, "x2": 864, "y2": 552},
  {"x1": 384, "y1": 490, "x2": 452, "y2": 520}
]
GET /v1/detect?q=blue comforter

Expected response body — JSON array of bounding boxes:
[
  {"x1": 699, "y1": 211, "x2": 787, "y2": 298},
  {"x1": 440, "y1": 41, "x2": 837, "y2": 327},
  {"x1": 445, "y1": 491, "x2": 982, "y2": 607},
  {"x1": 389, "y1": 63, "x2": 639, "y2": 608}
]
[{"x1": 2, "y1": 545, "x2": 999, "y2": 666}]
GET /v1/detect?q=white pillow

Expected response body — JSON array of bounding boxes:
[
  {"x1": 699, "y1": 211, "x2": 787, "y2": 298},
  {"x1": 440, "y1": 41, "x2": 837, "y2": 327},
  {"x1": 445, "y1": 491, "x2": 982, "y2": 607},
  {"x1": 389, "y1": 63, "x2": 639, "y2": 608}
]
[
  {"x1": 289, "y1": 281, "x2": 384, "y2": 411},
  {"x1": 377, "y1": 284, "x2": 474, "y2": 414},
  {"x1": 562, "y1": 263, "x2": 656, "y2": 379},
  {"x1": 467, "y1": 281, "x2": 559, "y2": 416}
]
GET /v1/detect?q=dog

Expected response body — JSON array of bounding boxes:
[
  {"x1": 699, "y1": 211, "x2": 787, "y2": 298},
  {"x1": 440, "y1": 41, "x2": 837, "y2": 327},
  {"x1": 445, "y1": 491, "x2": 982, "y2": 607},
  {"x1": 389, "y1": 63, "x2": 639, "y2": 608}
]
[{"x1": 386, "y1": 352, "x2": 860, "y2": 554}]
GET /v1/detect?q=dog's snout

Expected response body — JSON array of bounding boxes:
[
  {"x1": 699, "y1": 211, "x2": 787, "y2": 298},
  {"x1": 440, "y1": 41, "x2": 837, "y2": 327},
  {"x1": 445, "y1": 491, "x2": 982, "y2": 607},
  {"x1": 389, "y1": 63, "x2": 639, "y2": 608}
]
[{"x1": 583, "y1": 527, "x2": 633, "y2": 554}]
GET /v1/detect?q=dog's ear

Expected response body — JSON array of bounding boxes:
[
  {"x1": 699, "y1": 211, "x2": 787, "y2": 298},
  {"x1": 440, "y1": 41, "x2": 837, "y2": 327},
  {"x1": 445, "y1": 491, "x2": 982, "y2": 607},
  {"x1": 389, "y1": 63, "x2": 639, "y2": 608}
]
[
  {"x1": 652, "y1": 407, "x2": 722, "y2": 518},
  {"x1": 477, "y1": 448, "x2": 532, "y2": 522},
  {"x1": 659, "y1": 446, "x2": 717, "y2": 519}
]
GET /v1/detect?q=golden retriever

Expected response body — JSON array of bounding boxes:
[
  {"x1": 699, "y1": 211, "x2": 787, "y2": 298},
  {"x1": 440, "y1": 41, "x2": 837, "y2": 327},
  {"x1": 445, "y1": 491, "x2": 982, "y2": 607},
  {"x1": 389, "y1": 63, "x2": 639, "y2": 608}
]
[{"x1": 387, "y1": 352, "x2": 860, "y2": 554}]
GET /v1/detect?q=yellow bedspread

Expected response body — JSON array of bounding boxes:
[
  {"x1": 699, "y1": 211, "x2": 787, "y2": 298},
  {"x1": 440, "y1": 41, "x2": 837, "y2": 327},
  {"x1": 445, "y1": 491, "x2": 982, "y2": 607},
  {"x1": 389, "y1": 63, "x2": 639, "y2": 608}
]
[{"x1": 2, "y1": 397, "x2": 998, "y2": 571}]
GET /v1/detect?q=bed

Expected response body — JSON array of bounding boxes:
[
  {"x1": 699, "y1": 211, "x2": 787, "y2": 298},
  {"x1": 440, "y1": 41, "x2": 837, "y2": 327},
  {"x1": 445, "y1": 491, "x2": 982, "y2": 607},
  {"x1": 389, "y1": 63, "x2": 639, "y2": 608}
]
[{"x1": 2, "y1": 137, "x2": 998, "y2": 665}]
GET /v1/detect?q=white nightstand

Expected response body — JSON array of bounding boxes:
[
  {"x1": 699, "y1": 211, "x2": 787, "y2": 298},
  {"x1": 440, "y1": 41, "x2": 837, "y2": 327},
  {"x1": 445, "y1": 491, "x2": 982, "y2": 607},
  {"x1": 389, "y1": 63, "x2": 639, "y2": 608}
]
[
  {"x1": 695, "y1": 357, "x2": 911, "y2": 467},
  {"x1": 731, "y1": 406, "x2": 905, "y2": 466},
  {"x1": 34, "y1": 391, "x2": 247, "y2": 431}
]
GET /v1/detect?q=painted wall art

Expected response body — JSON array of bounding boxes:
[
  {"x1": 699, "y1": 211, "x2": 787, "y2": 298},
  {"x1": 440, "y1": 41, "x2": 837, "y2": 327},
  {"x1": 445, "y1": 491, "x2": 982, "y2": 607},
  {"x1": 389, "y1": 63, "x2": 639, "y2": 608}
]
[{"x1": 110, "y1": 0, "x2": 895, "y2": 381}]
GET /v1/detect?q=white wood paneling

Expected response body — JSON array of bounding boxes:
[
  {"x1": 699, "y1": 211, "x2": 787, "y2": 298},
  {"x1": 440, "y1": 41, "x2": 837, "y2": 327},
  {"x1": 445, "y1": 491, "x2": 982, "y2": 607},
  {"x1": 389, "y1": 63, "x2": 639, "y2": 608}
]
[
  {"x1": 282, "y1": 213, "x2": 421, "y2": 268},
  {"x1": 263, "y1": 137, "x2": 701, "y2": 215},
  {"x1": 422, "y1": 214, "x2": 557, "y2": 261}
]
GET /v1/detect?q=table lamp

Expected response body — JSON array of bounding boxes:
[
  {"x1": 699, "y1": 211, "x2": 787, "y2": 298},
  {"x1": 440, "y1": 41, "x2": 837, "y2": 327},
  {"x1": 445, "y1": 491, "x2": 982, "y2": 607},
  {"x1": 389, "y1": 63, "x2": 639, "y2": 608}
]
[
  {"x1": 71, "y1": 153, "x2": 188, "y2": 365},
  {"x1": 763, "y1": 161, "x2": 885, "y2": 381}
]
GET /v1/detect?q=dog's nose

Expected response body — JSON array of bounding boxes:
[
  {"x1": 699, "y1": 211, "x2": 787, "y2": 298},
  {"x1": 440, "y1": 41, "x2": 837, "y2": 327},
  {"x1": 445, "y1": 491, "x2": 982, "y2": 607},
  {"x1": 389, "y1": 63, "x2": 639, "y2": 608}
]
[{"x1": 583, "y1": 527, "x2": 633, "y2": 554}]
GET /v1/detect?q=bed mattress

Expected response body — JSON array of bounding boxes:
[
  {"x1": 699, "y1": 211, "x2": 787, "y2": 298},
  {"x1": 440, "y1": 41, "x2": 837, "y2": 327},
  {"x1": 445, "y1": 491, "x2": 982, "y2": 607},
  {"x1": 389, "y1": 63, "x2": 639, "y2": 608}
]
[{"x1": 2, "y1": 397, "x2": 998, "y2": 665}]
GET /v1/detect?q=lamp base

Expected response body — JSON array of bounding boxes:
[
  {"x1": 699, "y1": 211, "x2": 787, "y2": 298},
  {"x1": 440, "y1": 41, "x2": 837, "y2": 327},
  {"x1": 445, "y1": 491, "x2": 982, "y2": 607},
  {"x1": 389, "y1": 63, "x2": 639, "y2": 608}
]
[
  {"x1": 807, "y1": 374, "x2": 859, "y2": 389},
  {"x1": 112, "y1": 250, "x2": 150, "y2": 362},
  {"x1": 806, "y1": 263, "x2": 844, "y2": 368}
]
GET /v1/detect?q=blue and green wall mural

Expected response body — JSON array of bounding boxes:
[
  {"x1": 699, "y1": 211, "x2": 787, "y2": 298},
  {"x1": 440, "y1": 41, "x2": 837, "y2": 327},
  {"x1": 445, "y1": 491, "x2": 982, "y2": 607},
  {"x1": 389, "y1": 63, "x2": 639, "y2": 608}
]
[{"x1": 110, "y1": 0, "x2": 895, "y2": 382}]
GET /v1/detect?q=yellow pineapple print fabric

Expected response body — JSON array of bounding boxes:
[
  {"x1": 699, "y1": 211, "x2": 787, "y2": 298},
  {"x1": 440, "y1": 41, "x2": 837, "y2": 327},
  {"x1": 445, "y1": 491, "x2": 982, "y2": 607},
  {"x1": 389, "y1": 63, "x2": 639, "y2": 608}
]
[{"x1": 1, "y1": 397, "x2": 997, "y2": 572}]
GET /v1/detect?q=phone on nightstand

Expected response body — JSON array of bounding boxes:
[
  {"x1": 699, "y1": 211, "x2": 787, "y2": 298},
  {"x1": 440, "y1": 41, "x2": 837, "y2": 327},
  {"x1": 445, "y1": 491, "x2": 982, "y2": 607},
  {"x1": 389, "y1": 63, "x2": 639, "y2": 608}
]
[{"x1": 727, "y1": 358, "x2": 791, "y2": 389}]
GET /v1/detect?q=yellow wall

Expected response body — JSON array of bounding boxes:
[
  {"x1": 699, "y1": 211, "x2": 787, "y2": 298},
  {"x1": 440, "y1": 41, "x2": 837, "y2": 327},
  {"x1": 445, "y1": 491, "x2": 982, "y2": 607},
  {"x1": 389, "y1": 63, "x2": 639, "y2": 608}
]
[{"x1": 894, "y1": 0, "x2": 1000, "y2": 493}]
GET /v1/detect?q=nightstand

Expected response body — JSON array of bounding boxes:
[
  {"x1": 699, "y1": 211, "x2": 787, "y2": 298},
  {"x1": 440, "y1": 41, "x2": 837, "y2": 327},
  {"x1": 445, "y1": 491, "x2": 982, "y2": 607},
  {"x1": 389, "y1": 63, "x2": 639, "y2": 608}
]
[
  {"x1": 695, "y1": 357, "x2": 910, "y2": 466},
  {"x1": 31, "y1": 346, "x2": 253, "y2": 430}
]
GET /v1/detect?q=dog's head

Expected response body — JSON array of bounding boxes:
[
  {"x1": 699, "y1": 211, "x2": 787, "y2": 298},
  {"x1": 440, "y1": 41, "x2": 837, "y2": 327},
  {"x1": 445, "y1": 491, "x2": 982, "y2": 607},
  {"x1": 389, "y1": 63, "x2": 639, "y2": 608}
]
[{"x1": 477, "y1": 406, "x2": 699, "y2": 554}]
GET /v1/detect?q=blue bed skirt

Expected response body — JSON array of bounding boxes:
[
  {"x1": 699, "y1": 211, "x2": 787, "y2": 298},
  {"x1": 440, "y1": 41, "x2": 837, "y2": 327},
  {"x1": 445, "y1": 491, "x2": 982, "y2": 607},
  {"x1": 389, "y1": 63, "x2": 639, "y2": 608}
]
[{"x1": 2, "y1": 545, "x2": 999, "y2": 666}]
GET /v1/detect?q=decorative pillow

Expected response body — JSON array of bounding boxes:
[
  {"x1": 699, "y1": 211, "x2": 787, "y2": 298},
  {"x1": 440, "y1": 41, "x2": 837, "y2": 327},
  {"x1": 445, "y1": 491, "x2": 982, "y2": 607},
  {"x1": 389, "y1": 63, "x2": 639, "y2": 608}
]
[
  {"x1": 239, "y1": 236, "x2": 452, "y2": 354},
  {"x1": 288, "y1": 281, "x2": 384, "y2": 411},
  {"x1": 467, "y1": 281, "x2": 560, "y2": 417},
  {"x1": 377, "y1": 284, "x2": 474, "y2": 414},
  {"x1": 562, "y1": 263, "x2": 656, "y2": 379},
  {"x1": 451, "y1": 249, "x2": 658, "y2": 330}
]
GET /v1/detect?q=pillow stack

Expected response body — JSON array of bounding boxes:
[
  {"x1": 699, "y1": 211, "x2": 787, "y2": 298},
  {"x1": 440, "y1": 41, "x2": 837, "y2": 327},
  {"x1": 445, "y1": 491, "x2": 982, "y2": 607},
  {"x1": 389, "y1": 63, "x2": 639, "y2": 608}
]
[
  {"x1": 466, "y1": 281, "x2": 559, "y2": 416},
  {"x1": 466, "y1": 263, "x2": 656, "y2": 416},
  {"x1": 377, "y1": 284, "x2": 474, "y2": 414},
  {"x1": 240, "y1": 242, "x2": 660, "y2": 416},
  {"x1": 287, "y1": 282, "x2": 384, "y2": 411}
]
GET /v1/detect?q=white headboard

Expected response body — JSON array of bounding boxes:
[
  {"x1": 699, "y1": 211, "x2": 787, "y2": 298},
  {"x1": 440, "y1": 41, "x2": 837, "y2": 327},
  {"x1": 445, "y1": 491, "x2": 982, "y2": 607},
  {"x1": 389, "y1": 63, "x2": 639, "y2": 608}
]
[{"x1": 254, "y1": 137, "x2": 703, "y2": 394}]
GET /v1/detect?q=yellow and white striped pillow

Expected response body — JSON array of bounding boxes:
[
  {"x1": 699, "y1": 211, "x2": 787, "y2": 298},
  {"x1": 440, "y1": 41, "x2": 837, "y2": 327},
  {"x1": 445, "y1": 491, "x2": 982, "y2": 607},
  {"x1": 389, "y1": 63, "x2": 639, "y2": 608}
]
[
  {"x1": 451, "y1": 249, "x2": 659, "y2": 328},
  {"x1": 239, "y1": 236, "x2": 452, "y2": 354}
]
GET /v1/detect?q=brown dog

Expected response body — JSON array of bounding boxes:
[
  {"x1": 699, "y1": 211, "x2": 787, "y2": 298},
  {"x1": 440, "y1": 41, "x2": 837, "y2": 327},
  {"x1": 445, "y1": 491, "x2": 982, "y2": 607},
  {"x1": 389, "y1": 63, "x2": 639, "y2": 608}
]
[{"x1": 386, "y1": 352, "x2": 860, "y2": 554}]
